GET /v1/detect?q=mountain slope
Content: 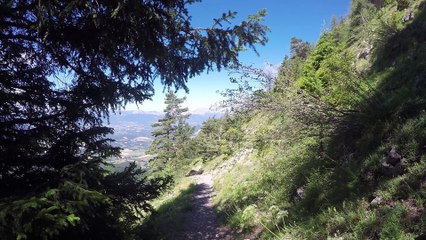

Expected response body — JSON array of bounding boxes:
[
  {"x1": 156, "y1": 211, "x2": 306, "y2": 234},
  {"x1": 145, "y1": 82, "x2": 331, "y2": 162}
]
[{"x1": 200, "y1": 1, "x2": 426, "y2": 239}]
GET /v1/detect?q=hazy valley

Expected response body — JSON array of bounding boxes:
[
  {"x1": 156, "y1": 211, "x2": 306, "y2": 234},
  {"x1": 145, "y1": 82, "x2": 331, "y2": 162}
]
[{"x1": 106, "y1": 111, "x2": 220, "y2": 169}]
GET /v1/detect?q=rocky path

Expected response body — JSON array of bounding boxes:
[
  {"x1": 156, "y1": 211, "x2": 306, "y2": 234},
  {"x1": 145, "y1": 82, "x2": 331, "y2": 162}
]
[{"x1": 178, "y1": 174, "x2": 234, "y2": 240}]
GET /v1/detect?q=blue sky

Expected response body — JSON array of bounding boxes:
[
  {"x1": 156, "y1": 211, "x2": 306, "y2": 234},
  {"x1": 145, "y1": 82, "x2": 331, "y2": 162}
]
[{"x1": 128, "y1": 0, "x2": 351, "y2": 113}]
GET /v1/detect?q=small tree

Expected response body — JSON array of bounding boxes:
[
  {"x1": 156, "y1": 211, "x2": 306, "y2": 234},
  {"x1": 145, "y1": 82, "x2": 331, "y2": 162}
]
[
  {"x1": 196, "y1": 117, "x2": 224, "y2": 161},
  {"x1": 148, "y1": 92, "x2": 194, "y2": 170}
]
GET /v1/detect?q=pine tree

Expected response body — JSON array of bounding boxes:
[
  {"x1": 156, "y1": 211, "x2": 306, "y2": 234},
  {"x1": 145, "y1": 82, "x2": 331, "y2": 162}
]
[
  {"x1": 196, "y1": 118, "x2": 223, "y2": 161},
  {"x1": 148, "y1": 92, "x2": 195, "y2": 170}
]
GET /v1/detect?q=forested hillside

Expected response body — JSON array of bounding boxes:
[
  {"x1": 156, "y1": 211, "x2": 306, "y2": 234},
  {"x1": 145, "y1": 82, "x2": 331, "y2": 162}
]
[{"x1": 146, "y1": 0, "x2": 426, "y2": 239}]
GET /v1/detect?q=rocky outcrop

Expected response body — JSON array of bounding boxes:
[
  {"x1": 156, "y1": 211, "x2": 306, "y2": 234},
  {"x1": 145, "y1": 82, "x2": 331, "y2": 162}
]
[
  {"x1": 357, "y1": 47, "x2": 372, "y2": 59},
  {"x1": 211, "y1": 148, "x2": 253, "y2": 177},
  {"x1": 186, "y1": 166, "x2": 204, "y2": 176},
  {"x1": 296, "y1": 187, "x2": 306, "y2": 200},
  {"x1": 402, "y1": 10, "x2": 415, "y2": 22},
  {"x1": 381, "y1": 148, "x2": 405, "y2": 176},
  {"x1": 370, "y1": 196, "x2": 382, "y2": 207}
]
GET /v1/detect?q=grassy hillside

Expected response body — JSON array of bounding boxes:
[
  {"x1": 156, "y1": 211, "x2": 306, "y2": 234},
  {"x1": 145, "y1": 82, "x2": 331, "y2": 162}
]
[{"x1": 202, "y1": 0, "x2": 426, "y2": 239}]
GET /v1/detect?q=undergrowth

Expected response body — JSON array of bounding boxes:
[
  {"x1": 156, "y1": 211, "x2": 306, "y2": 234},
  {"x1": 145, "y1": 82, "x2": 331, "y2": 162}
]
[
  {"x1": 139, "y1": 178, "x2": 197, "y2": 239},
  {"x1": 207, "y1": 0, "x2": 426, "y2": 239}
]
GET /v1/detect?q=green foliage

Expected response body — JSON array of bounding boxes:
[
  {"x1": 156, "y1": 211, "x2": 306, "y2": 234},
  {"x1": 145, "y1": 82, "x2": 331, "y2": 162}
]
[
  {"x1": 0, "y1": 0, "x2": 268, "y2": 238},
  {"x1": 221, "y1": 127, "x2": 244, "y2": 155},
  {"x1": 0, "y1": 162, "x2": 172, "y2": 240},
  {"x1": 0, "y1": 180, "x2": 111, "y2": 240},
  {"x1": 274, "y1": 55, "x2": 305, "y2": 92},
  {"x1": 139, "y1": 179, "x2": 197, "y2": 239},
  {"x1": 380, "y1": 204, "x2": 407, "y2": 239},
  {"x1": 298, "y1": 34, "x2": 337, "y2": 94},
  {"x1": 196, "y1": 118, "x2": 224, "y2": 161},
  {"x1": 298, "y1": 31, "x2": 370, "y2": 109},
  {"x1": 195, "y1": 113, "x2": 247, "y2": 161},
  {"x1": 253, "y1": 128, "x2": 269, "y2": 155},
  {"x1": 208, "y1": 1, "x2": 426, "y2": 239},
  {"x1": 394, "y1": 113, "x2": 426, "y2": 160},
  {"x1": 289, "y1": 37, "x2": 313, "y2": 59},
  {"x1": 373, "y1": 3, "x2": 426, "y2": 71},
  {"x1": 350, "y1": 0, "x2": 377, "y2": 35},
  {"x1": 148, "y1": 92, "x2": 195, "y2": 171},
  {"x1": 104, "y1": 162, "x2": 172, "y2": 216}
]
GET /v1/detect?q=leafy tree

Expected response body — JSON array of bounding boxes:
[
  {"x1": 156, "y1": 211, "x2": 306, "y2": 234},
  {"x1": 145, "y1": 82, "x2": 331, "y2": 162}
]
[
  {"x1": 148, "y1": 91, "x2": 194, "y2": 170},
  {"x1": 0, "y1": 0, "x2": 268, "y2": 238},
  {"x1": 218, "y1": 64, "x2": 275, "y2": 114}
]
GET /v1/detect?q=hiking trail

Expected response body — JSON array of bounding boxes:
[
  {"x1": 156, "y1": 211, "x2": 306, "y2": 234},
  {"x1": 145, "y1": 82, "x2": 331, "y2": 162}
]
[{"x1": 178, "y1": 174, "x2": 234, "y2": 240}]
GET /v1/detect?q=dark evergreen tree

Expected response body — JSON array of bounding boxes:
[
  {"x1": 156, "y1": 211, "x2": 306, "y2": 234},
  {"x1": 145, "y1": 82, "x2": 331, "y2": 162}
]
[{"x1": 0, "y1": 0, "x2": 268, "y2": 238}]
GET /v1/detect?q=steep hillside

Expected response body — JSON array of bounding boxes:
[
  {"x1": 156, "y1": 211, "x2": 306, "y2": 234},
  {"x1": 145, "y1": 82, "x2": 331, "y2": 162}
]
[
  {"x1": 201, "y1": 0, "x2": 426, "y2": 239},
  {"x1": 141, "y1": 0, "x2": 426, "y2": 239}
]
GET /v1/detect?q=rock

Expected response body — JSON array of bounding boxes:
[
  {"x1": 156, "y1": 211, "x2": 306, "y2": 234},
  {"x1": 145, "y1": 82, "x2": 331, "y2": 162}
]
[
  {"x1": 296, "y1": 187, "x2": 305, "y2": 200},
  {"x1": 370, "y1": 196, "x2": 382, "y2": 207},
  {"x1": 357, "y1": 48, "x2": 372, "y2": 59},
  {"x1": 381, "y1": 160, "x2": 391, "y2": 168},
  {"x1": 397, "y1": 157, "x2": 406, "y2": 167},
  {"x1": 297, "y1": 89, "x2": 303, "y2": 94},
  {"x1": 390, "y1": 166, "x2": 403, "y2": 176},
  {"x1": 387, "y1": 148, "x2": 402, "y2": 165},
  {"x1": 185, "y1": 166, "x2": 204, "y2": 176},
  {"x1": 402, "y1": 11, "x2": 415, "y2": 22},
  {"x1": 381, "y1": 148, "x2": 404, "y2": 174}
]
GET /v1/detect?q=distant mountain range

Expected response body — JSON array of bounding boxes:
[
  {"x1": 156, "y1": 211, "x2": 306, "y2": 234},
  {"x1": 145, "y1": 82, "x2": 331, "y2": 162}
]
[{"x1": 107, "y1": 110, "x2": 221, "y2": 132}]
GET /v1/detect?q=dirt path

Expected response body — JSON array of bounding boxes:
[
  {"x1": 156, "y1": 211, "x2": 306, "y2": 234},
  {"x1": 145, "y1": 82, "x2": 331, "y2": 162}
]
[{"x1": 178, "y1": 174, "x2": 234, "y2": 240}]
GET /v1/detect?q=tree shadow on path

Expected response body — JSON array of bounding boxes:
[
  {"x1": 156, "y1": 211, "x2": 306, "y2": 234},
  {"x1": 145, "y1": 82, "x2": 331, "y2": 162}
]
[{"x1": 176, "y1": 175, "x2": 233, "y2": 240}]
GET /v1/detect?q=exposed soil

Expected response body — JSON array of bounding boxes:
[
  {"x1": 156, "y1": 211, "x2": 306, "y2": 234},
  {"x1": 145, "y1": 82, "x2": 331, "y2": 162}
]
[{"x1": 177, "y1": 174, "x2": 234, "y2": 240}]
